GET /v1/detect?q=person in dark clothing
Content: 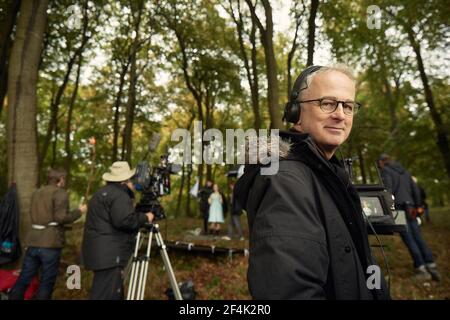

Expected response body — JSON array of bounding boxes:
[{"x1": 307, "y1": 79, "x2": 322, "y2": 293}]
[
  {"x1": 197, "y1": 180, "x2": 213, "y2": 235},
  {"x1": 9, "y1": 168, "x2": 87, "y2": 300},
  {"x1": 235, "y1": 65, "x2": 389, "y2": 300},
  {"x1": 223, "y1": 182, "x2": 244, "y2": 240},
  {"x1": 81, "y1": 161, "x2": 154, "y2": 300},
  {"x1": 378, "y1": 155, "x2": 440, "y2": 281}
]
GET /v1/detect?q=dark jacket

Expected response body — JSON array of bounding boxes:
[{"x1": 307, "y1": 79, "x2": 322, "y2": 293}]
[
  {"x1": 235, "y1": 130, "x2": 389, "y2": 300},
  {"x1": 220, "y1": 191, "x2": 229, "y2": 217},
  {"x1": 26, "y1": 185, "x2": 81, "y2": 248},
  {"x1": 81, "y1": 183, "x2": 148, "y2": 271},
  {"x1": 380, "y1": 161, "x2": 420, "y2": 208},
  {"x1": 198, "y1": 186, "x2": 213, "y2": 215},
  {"x1": 230, "y1": 189, "x2": 242, "y2": 216},
  {"x1": 0, "y1": 185, "x2": 21, "y2": 265}
]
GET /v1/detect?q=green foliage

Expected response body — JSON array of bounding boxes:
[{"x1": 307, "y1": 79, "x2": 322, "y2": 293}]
[{"x1": 1, "y1": 0, "x2": 448, "y2": 207}]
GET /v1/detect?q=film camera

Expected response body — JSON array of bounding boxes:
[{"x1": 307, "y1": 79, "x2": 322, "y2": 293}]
[
  {"x1": 133, "y1": 152, "x2": 181, "y2": 220},
  {"x1": 343, "y1": 158, "x2": 406, "y2": 235}
]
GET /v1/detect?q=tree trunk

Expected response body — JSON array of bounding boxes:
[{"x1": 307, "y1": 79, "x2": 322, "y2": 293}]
[
  {"x1": 122, "y1": 0, "x2": 144, "y2": 163},
  {"x1": 7, "y1": 0, "x2": 48, "y2": 247},
  {"x1": 39, "y1": 34, "x2": 88, "y2": 171},
  {"x1": 122, "y1": 50, "x2": 137, "y2": 162},
  {"x1": 51, "y1": 114, "x2": 58, "y2": 167},
  {"x1": 228, "y1": 0, "x2": 261, "y2": 130},
  {"x1": 383, "y1": 78, "x2": 398, "y2": 134},
  {"x1": 249, "y1": 20, "x2": 261, "y2": 130},
  {"x1": 287, "y1": 17, "x2": 300, "y2": 98},
  {"x1": 186, "y1": 165, "x2": 192, "y2": 217},
  {"x1": 306, "y1": 0, "x2": 319, "y2": 66},
  {"x1": 112, "y1": 61, "x2": 130, "y2": 162},
  {"x1": 0, "y1": 0, "x2": 21, "y2": 115},
  {"x1": 246, "y1": 0, "x2": 283, "y2": 129},
  {"x1": 175, "y1": 164, "x2": 185, "y2": 217},
  {"x1": 64, "y1": 54, "x2": 82, "y2": 187}
]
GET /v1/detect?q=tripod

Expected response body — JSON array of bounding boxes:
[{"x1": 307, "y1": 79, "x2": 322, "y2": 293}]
[{"x1": 126, "y1": 223, "x2": 182, "y2": 300}]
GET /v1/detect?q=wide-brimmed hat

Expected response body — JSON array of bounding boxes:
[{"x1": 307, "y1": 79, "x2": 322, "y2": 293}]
[{"x1": 102, "y1": 161, "x2": 136, "y2": 182}]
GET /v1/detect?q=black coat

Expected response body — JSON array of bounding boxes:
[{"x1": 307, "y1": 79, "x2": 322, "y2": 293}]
[
  {"x1": 235, "y1": 131, "x2": 389, "y2": 300},
  {"x1": 81, "y1": 183, "x2": 148, "y2": 271},
  {"x1": 0, "y1": 185, "x2": 21, "y2": 265},
  {"x1": 380, "y1": 162, "x2": 420, "y2": 208},
  {"x1": 198, "y1": 186, "x2": 213, "y2": 215}
]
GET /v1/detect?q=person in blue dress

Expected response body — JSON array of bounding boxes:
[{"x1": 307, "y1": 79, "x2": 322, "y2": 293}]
[{"x1": 208, "y1": 184, "x2": 224, "y2": 236}]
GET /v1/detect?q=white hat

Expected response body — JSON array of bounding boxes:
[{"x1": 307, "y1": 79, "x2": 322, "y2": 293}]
[{"x1": 102, "y1": 161, "x2": 136, "y2": 182}]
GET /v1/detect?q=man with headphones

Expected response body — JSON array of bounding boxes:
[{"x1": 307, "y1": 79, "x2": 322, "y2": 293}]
[{"x1": 235, "y1": 65, "x2": 389, "y2": 299}]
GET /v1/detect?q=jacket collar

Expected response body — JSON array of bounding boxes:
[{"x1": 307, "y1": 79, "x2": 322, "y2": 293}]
[{"x1": 109, "y1": 182, "x2": 135, "y2": 199}]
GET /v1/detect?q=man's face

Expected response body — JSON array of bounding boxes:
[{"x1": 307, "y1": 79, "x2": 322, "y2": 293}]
[
  {"x1": 294, "y1": 70, "x2": 355, "y2": 158},
  {"x1": 125, "y1": 179, "x2": 135, "y2": 192},
  {"x1": 57, "y1": 176, "x2": 66, "y2": 188}
]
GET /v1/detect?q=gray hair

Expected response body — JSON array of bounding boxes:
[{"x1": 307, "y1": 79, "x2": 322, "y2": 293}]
[{"x1": 298, "y1": 64, "x2": 356, "y2": 100}]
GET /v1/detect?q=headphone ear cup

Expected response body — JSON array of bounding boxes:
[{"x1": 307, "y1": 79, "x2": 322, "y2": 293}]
[{"x1": 283, "y1": 101, "x2": 301, "y2": 123}]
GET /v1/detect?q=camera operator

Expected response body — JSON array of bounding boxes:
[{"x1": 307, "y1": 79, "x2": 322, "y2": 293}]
[
  {"x1": 378, "y1": 155, "x2": 440, "y2": 281},
  {"x1": 235, "y1": 65, "x2": 389, "y2": 299},
  {"x1": 81, "y1": 161, "x2": 154, "y2": 300}
]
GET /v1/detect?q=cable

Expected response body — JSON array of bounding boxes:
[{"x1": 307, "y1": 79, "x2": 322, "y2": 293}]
[{"x1": 365, "y1": 215, "x2": 391, "y2": 297}]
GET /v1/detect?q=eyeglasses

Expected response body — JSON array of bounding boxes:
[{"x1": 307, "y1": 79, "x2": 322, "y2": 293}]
[{"x1": 299, "y1": 98, "x2": 361, "y2": 116}]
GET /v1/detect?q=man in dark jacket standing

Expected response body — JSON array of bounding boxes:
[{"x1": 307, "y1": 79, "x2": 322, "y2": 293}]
[
  {"x1": 378, "y1": 155, "x2": 440, "y2": 281},
  {"x1": 9, "y1": 168, "x2": 87, "y2": 300},
  {"x1": 81, "y1": 161, "x2": 154, "y2": 300},
  {"x1": 235, "y1": 65, "x2": 389, "y2": 299}
]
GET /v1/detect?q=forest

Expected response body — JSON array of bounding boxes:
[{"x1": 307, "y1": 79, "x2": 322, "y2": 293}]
[{"x1": 0, "y1": 0, "x2": 449, "y2": 300}]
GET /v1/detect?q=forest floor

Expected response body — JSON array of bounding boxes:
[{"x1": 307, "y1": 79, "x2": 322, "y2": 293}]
[{"x1": 21, "y1": 207, "x2": 450, "y2": 299}]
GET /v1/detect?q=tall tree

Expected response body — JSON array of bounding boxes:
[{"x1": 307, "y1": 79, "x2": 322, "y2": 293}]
[
  {"x1": 39, "y1": 0, "x2": 92, "y2": 171},
  {"x1": 287, "y1": 0, "x2": 306, "y2": 98},
  {"x1": 226, "y1": 0, "x2": 261, "y2": 130},
  {"x1": 7, "y1": 0, "x2": 49, "y2": 244},
  {"x1": 306, "y1": 0, "x2": 319, "y2": 66},
  {"x1": 122, "y1": 0, "x2": 145, "y2": 164},
  {"x1": 245, "y1": 0, "x2": 283, "y2": 129},
  {"x1": 0, "y1": 0, "x2": 21, "y2": 115},
  {"x1": 385, "y1": 4, "x2": 450, "y2": 179}
]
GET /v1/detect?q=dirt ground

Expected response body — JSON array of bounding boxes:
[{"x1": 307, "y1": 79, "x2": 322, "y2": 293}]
[{"x1": 32, "y1": 207, "x2": 450, "y2": 300}]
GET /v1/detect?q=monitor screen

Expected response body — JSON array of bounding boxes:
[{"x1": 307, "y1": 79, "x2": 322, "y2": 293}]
[{"x1": 360, "y1": 196, "x2": 384, "y2": 217}]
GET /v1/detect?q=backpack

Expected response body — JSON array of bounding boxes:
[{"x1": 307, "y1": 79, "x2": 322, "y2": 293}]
[{"x1": 0, "y1": 185, "x2": 22, "y2": 266}]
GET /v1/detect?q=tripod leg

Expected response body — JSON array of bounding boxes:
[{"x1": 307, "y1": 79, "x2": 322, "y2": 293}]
[
  {"x1": 127, "y1": 231, "x2": 142, "y2": 300},
  {"x1": 124, "y1": 230, "x2": 146, "y2": 284},
  {"x1": 154, "y1": 228, "x2": 183, "y2": 300},
  {"x1": 138, "y1": 229, "x2": 153, "y2": 300}
]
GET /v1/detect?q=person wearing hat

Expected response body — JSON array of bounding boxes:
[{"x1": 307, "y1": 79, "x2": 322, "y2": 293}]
[{"x1": 81, "y1": 161, "x2": 154, "y2": 300}]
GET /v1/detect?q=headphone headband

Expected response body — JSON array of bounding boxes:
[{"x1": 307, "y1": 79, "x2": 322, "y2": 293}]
[
  {"x1": 289, "y1": 65, "x2": 323, "y2": 102},
  {"x1": 283, "y1": 65, "x2": 323, "y2": 123}
]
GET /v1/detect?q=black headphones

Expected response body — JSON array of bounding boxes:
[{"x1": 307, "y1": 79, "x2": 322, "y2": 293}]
[{"x1": 283, "y1": 65, "x2": 323, "y2": 123}]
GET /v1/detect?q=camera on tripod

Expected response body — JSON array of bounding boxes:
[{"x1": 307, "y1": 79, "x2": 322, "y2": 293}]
[{"x1": 133, "y1": 154, "x2": 181, "y2": 221}]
